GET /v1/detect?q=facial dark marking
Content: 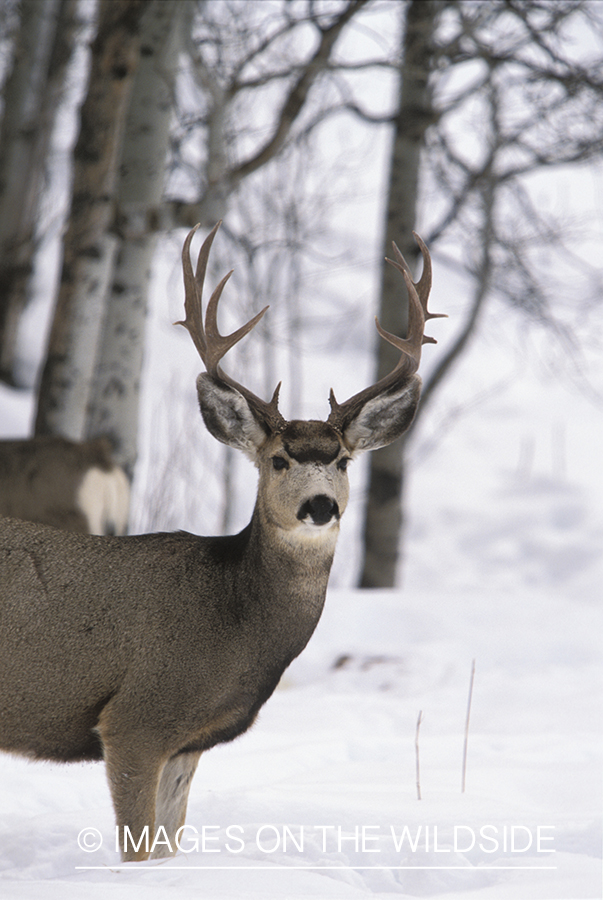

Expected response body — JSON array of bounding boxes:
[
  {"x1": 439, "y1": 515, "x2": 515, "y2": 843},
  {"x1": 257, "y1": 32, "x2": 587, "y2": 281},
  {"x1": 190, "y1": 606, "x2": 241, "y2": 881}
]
[{"x1": 282, "y1": 421, "x2": 342, "y2": 465}]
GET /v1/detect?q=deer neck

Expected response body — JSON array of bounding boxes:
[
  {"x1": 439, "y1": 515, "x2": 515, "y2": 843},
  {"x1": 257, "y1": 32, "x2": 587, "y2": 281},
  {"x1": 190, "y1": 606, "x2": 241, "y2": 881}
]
[
  {"x1": 250, "y1": 499, "x2": 337, "y2": 577},
  {"x1": 238, "y1": 504, "x2": 338, "y2": 654}
]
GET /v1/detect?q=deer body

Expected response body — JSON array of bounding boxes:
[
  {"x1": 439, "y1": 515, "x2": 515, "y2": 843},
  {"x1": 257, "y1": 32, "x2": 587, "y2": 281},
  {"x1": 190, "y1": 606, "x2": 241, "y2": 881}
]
[
  {"x1": 0, "y1": 468, "x2": 338, "y2": 765},
  {"x1": 0, "y1": 224, "x2": 442, "y2": 861}
]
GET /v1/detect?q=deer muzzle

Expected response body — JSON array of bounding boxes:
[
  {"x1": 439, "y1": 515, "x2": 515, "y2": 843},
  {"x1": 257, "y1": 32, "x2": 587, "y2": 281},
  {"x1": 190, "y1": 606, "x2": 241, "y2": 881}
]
[{"x1": 297, "y1": 495, "x2": 340, "y2": 527}]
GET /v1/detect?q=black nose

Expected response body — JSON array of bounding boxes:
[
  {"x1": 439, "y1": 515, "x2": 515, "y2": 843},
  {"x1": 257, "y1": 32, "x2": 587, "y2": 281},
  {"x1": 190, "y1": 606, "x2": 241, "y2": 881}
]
[{"x1": 297, "y1": 495, "x2": 340, "y2": 526}]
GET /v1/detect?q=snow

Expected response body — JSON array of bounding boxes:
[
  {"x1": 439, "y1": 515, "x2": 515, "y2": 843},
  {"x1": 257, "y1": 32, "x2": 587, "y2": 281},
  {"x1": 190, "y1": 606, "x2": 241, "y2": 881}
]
[{"x1": 1, "y1": 321, "x2": 602, "y2": 898}]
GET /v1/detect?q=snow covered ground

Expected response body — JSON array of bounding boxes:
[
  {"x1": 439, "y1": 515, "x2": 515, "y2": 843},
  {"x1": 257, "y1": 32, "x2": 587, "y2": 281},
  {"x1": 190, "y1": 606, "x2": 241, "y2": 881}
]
[
  {"x1": 0, "y1": 307, "x2": 602, "y2": 900},
  {"x1": 0, "y1": 582, "x2": 600, "y2": 899}
]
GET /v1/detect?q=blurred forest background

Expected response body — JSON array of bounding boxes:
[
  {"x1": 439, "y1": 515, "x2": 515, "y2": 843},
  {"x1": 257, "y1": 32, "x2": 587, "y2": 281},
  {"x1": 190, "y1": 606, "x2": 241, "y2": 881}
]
[{"x1": 0, "y1": 0, "x2": 602, "y2": 588}]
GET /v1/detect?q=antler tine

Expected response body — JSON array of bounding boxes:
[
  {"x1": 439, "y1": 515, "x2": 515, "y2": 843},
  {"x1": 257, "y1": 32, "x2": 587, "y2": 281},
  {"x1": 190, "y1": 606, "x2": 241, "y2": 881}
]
[
  {"x1": 204, "y1": 274, "x2": 269, "y2": 378},
  {"x1": 177, "y1": 222, "x2": 287, "y2": 433},
  {"x1": 390, "y1": 233, "x2": 446, "y2": 328},
  {"x1": 177, "y1": 222, "x2": 209, "y2": 361},
  {"x1": 374, "y1": 265, "x2": 428, "y2": 364},
  {"x1": 327, "y1": 234, "x2": 442, "y2": 434}
]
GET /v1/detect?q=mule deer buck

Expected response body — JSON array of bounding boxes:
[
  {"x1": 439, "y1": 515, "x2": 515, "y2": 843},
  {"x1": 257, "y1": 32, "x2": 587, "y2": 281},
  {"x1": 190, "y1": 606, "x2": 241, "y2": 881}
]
[
  {"x1": 0, "y1": 435, "x2": 129, "y2": 534},
  {"x1": 0, "y1": 223, "x2": 442, "y2": 861}
]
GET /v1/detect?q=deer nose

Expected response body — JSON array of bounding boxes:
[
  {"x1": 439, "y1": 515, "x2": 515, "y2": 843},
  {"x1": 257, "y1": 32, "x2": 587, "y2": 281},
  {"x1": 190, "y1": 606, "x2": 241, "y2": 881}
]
[{"x1": 297, "y1": 495, "x2": 340, "y2": 526}]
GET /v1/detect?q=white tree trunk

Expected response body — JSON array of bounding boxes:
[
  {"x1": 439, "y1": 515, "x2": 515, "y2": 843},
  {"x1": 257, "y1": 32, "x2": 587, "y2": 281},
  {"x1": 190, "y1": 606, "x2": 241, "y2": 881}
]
[
  {"x1": 84, "y1": 0, "x2": 186, "y2": 478},
  {"x1": 0, "y1": 0, "x2": 64, "y2": 383},
  {"x1": 35, "y1": 0, "x2": 146, "y2": 440}
]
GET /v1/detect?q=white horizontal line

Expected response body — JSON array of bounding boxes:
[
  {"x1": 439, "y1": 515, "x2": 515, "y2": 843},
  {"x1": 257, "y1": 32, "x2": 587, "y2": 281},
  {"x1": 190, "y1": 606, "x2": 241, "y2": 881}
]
[{"x1": 75, "y1": 864, "x2": 558, "y2": 871}]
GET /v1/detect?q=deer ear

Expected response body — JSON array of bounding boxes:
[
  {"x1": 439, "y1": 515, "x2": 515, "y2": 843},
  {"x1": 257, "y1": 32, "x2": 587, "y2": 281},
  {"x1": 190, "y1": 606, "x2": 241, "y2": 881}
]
[
  {"x1": 342, "y1": 376, "x2": 421, "y2": 455},
  {"x1": 196, "y1": 374, "x2": 267, "y2": 460}
]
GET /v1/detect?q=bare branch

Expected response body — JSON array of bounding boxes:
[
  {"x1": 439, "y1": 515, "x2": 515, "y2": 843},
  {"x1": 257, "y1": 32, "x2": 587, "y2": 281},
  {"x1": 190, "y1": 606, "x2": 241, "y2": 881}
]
[
  {"x1": 229, "y1": 0, "x2": 371, "y2": 183},
  {"x1": 461, "y1": 660, "x2": 475, "y2": 794}
]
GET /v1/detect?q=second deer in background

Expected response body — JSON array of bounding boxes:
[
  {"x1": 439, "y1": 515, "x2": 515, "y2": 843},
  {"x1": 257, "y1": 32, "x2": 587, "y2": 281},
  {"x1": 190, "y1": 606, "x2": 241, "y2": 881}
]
[{"x1": 0, "y1": 435, "x2": 129, "y2": 534}]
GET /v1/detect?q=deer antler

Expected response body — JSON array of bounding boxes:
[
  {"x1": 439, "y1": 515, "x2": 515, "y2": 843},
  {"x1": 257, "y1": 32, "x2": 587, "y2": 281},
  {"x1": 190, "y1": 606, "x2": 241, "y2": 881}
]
[
  {"x1": 177, "y1": 222, "x2": 287, "y2": 433},
  {"x1": 327, "y1": 233, "x2": 444, "y2": 433}
]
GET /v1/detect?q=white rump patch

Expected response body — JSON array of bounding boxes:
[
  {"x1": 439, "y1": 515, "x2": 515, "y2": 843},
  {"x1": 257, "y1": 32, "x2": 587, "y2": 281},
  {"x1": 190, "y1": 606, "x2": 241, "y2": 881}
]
[{"x1": 76, "y1": 466, "x2": 130, "y2": 535}]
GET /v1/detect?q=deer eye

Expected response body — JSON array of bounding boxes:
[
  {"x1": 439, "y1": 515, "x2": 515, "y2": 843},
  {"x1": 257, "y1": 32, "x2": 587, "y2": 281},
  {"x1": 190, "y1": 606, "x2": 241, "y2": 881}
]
[
  {"x1": 272, "y1": 456, "x2": 289, "y2": 471},
  {"x1": 337, "y1": 457, "x2": 350, "y2": 472}
]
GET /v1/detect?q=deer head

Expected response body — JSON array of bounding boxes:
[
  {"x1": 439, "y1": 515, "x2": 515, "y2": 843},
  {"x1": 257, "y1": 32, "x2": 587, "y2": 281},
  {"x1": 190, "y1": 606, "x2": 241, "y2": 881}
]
[{"x1": 177, "y1": 222, "x2": 441, "y2": 540}]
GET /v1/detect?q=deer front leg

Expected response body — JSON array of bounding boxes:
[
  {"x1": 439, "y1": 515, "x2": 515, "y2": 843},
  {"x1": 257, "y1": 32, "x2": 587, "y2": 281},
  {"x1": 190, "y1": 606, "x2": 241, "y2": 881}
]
[
  {"x1": 101, "y1": 738, "x2": 165, "y2": 862},
  {"x1": 97, "y1": 705, "x2": 167, "y2": 862},
  {"x1": 151, "y1": 751, "x2": 202, "y2": 859}
]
